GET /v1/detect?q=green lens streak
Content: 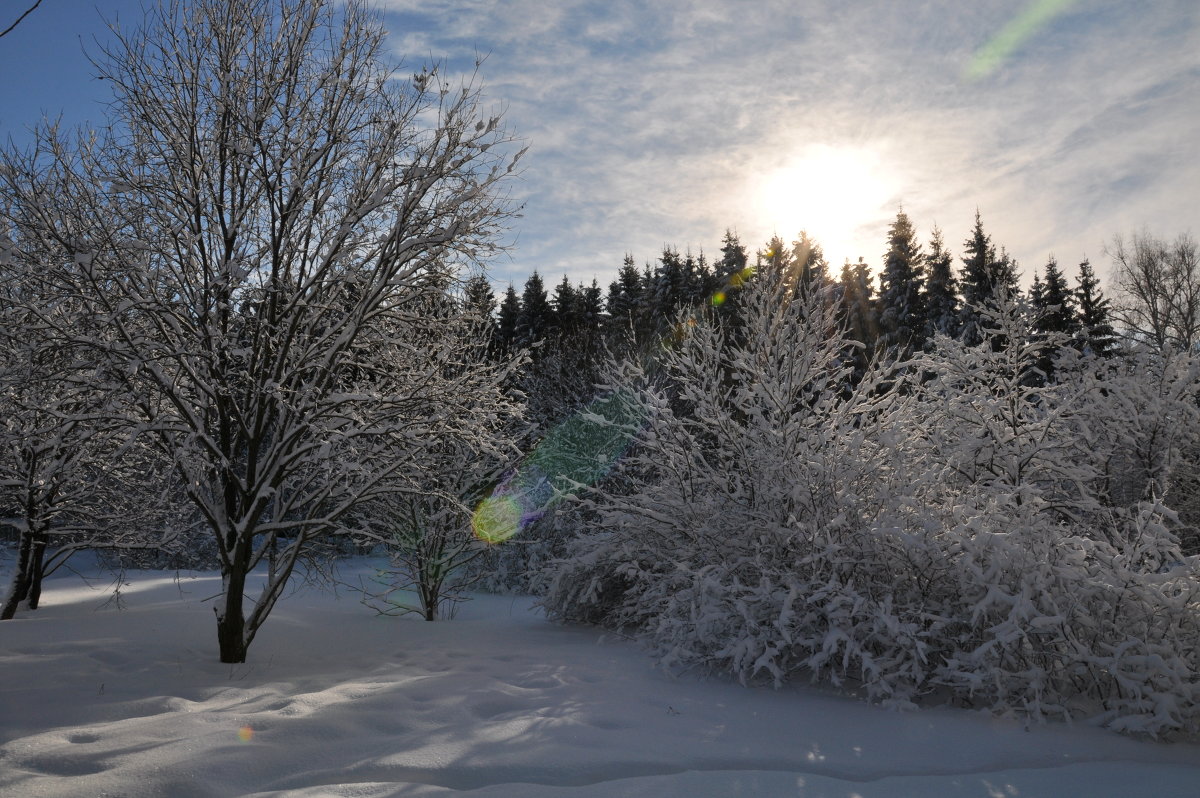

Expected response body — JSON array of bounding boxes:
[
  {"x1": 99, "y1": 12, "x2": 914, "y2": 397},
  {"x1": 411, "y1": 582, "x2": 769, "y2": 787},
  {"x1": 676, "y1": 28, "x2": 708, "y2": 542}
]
[
  {"x1": 471, "y1": 391, "x2": 644, "y2": 544},
  {"x1": 966, "y1": 0, "x2": 1077, "y2": 81},
  {"x1": 527, "y1": 391, "x2": 642, "y2": 493}
]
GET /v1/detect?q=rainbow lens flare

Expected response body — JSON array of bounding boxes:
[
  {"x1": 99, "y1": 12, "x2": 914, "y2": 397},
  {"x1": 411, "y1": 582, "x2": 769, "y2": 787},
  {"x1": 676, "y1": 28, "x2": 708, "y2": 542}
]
[{"x1": 237, "y1": 726, "x2": 254, "y2": 742}]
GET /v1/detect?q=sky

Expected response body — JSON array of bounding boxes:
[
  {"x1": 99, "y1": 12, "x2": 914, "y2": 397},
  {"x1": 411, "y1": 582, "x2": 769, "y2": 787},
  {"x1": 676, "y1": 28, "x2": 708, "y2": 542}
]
[{"x1": 2, "y1": 0, "x2": 1197, "y2": 293}]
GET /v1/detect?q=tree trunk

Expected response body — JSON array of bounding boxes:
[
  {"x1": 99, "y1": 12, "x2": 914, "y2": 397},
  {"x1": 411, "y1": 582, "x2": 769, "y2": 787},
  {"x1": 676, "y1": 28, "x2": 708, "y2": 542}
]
[
  {"x1": 27, "y1": 537, "x2": 47, "y2": 610},
  {"x1": 215, "y1": 564, "x2": 249, "y2": 663},
  {"x1": 0, "y1": 527, "x2": 35, "y2": 620}
]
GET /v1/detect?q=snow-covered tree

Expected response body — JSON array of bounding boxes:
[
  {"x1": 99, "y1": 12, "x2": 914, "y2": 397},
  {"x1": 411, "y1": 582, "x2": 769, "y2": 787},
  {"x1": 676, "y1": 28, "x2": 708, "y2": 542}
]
[
  {"x1": 877, "y1": 208, "x2": 926, "y2": 355},
  {"x1": 0, "y1": 237, "x2": 190, "y2": 619},
  {"x1": 542, "y1": 265, "x2": 910, "y2": 689},
  {"x1": 354, "y1": 293, "x2": 524, "y2": 621},
  {"x1": 905, "y1": 301, "x2": 1200, "y2": 733},
  {"x1": 544, "y1": 276, "x2": 1200, "y2": 735},
  {"x1": 923, "y1": 225, "x2": 959, "y2": 341},
  {"x1": 0, "y1": 0, "x2": 523, "y2": 661}
]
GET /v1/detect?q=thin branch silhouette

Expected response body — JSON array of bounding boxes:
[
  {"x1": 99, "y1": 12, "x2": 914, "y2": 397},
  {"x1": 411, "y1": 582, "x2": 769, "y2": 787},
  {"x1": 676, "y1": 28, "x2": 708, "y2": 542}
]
[{"x1": 0, "y1": 0, "x2": 44, "y2": 39}]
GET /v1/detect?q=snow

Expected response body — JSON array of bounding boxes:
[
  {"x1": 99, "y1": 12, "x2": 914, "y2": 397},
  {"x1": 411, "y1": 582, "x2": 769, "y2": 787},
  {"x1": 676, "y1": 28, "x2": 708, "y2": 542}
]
[{"x1": 1, "y1": 559, "x2": 1198, "y2": 798}]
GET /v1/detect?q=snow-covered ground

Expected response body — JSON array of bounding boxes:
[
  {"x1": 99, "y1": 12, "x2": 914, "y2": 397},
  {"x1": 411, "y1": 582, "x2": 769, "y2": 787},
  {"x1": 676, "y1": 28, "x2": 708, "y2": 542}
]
[{"x1": 1, "y1": 559, "x2": 1198, "y2": 798}]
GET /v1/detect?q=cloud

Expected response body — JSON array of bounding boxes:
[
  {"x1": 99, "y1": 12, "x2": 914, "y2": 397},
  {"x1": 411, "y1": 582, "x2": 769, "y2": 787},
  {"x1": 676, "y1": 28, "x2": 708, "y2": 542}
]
[{"x1": 374, "y1": 0, "x2": 1200, "y2": 289}]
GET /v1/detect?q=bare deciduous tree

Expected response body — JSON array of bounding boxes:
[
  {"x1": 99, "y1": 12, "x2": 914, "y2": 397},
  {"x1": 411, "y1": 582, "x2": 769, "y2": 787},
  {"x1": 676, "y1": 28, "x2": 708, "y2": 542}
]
[
  {"x1": 0, "y1": 0, "x2": 523, "y2": 661},
  {"x1": 1106, "y1": 230, "x2": 1200, "y2": 352},
  {"x1": 352, "y1": 286, "x2": 525, "y2": 622}
]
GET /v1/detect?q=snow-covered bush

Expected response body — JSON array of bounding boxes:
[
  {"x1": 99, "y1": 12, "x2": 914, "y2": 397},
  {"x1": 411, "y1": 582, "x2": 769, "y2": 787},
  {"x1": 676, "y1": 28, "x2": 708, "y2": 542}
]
[{"x1": 543, "y1": 277, "x2": 1200, "y2": 736}]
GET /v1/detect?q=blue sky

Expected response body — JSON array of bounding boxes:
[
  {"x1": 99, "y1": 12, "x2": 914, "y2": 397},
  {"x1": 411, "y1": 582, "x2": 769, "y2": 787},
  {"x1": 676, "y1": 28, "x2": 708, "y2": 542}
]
[{"x1": 3, "y1": 0, "x2": 1197, "y2": 293}]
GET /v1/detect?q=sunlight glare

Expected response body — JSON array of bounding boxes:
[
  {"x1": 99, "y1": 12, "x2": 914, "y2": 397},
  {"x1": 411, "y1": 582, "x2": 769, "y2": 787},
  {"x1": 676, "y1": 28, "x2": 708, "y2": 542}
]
[{"x1": 753, "y1": 144, "x2": 897, "y2": 269}]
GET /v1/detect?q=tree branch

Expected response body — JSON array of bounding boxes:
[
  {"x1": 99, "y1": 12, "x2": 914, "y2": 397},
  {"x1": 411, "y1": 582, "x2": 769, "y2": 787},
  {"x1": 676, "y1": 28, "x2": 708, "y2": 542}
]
[{"x1": 0, "y1": 0, "x2": 43, "y2": 39}]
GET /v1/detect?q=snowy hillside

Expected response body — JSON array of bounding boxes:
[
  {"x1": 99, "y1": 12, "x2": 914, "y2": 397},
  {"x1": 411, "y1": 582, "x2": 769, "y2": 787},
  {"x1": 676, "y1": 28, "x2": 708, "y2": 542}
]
[{"x1": 1, "y1": 560, "x2": 1198, "y2": 797}]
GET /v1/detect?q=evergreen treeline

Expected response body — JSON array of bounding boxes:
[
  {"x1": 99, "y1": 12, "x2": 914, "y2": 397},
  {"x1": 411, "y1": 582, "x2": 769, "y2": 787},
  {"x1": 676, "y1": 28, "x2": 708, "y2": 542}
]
[{"x1": 486, "y1": 210, "x2": 1120, "y2": 414}]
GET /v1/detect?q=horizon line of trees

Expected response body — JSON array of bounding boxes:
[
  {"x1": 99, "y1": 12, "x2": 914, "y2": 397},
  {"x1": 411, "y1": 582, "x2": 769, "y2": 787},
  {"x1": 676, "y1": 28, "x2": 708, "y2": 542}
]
[{"x1": 477, "y1": 209, "x2": 1141, "y2": 369}]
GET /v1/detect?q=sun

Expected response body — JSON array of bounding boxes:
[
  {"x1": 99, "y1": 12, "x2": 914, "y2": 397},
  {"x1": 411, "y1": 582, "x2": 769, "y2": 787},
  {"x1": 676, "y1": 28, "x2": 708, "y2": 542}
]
[{"x1": 753, "y1": 144, "x2": 898, "y2": 268}]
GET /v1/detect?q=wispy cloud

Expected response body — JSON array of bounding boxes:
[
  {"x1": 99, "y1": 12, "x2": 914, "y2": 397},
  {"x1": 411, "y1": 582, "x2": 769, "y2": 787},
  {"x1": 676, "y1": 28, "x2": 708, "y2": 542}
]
[{"x1": 375, "y1": 0, "x2": 1200, "y2": 288}]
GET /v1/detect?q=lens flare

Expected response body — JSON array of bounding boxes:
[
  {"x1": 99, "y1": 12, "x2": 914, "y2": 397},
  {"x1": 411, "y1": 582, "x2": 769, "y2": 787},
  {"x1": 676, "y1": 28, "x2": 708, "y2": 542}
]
[
  {"x1": 472, "y1": 495, "x2": 523, "y2": 543},
  {"x1": 237, "y1": 726, "x2": 254, "y2": 742},
  {"x1": 966, "y1": 0, "x2": 1077, "y2": 81},
  {"x1": 472, "y1": 391, "x2": 644, "y2": 542},
  {"x1": 473, "y1": 261, "x2": 762, "y2": 542},
  {"x1": 730, "y1": 266, "x2": 754, "y2": 288}
]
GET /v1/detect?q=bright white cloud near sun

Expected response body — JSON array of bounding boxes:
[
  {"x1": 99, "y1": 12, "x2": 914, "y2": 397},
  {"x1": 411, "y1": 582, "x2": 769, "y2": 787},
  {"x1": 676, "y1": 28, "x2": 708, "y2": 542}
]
[{"x1": 373, "y1": 0, "x2": 1196, "y2": 290}]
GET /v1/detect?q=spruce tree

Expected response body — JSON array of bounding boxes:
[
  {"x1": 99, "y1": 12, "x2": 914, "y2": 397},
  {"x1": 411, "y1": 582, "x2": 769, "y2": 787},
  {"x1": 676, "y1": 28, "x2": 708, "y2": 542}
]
[
  {"x1": 959, "y1": 210, "x2": 1019, "y2": 346},
  {"x1": 1075, "y1": 259, "x2": 1118, "y2": 357},
  {"x1": 791, "y1": 231, "x2": 829, "y2": 294},
  {"x1": 463, "y1": 273, "x2": 496, "y2": 321},
  {"x1": 878, "y1": 208, "x2": 927, "y2": 356},
  {"x1": 651, "y1": 248, "x2": 689, "y2": 334},
  {"x1": 579, "y1": 279, "x2": 604, "y2": 333},
  {"x1": 681, "y1": 251, "x2": 712, "y2": 306},
  {"x1": 551, "y1": 274, "x2": 579, "y2": 337},
  {"x1": 462, "y1": 273, "x2": 497, "y2": 359},
  {"x1": 497, "y1": 284, "x2": 521, "y2": 354},
  {"x1": 758, "y1": 235, "x2": 792, "y2": 281},
  {"x1": 838, "y1": 259, "x2": 878, "y2": 346},
  {"x1": 606, "y1": 254, "x2": 643, "y2": 334},
  {"x1": 716, "y1": 229, "x2": 749, "y2": 284},
  {"x1": 709, "y1": 231, "x2": 751, "y2": 339},
  {"x1": 1028, "y1": 257, "x2": 1079, "y2": 384},
  {"x1": 1034, "y1": 256, "x2": 1078, "y2": 336},
  {"x1": 516, "y1": 270, "x2": 552, "y2": 347},
  {"x1": 1029, "y1": 269, "x2": 1046, "y2": 310},
  {"x1": 636, "y1": 263, "x2": 657, "y2": 340},
  {"x1": 837, "y1": 258, "x2": 879, "y2": 385},
  {"x1": 924, "y1": 225, "x2": 959, "y2": 341}
]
